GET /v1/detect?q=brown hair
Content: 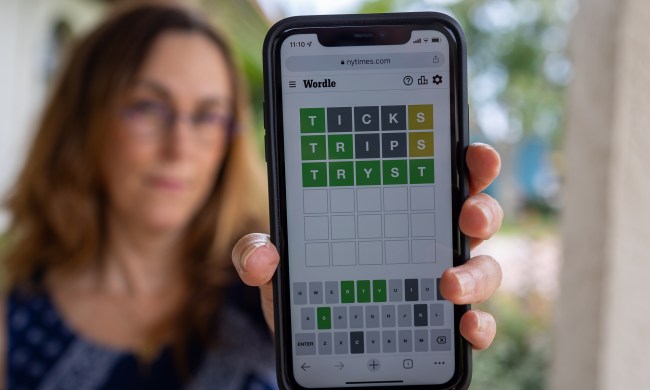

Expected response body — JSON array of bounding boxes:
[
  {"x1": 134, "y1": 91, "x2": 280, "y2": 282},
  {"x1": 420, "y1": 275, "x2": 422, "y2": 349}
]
[{"x1": 1, "y1": 2, "x2": 268, "y2": 362}]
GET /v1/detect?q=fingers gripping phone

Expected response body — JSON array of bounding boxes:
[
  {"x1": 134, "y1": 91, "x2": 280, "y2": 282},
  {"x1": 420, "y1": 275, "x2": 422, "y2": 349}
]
[{"x1": 263, "y1": 12, "x2": 470, "y2": 389}]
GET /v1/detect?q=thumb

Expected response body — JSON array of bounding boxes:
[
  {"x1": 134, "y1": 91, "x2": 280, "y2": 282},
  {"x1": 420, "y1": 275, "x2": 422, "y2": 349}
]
[{"x1": 232, "y1": 233, "x2": 279, "y2": 332}]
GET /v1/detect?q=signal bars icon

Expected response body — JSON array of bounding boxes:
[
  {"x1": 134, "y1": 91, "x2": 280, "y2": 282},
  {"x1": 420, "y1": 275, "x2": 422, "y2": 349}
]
[{"x1": 414, "y1": 37, "x2": 441, "y2": 44}]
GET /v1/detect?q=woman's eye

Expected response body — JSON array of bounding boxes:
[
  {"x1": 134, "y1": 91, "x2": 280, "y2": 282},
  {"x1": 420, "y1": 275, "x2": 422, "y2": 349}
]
[
  {"x1": 133, "y1": 100, "x2": 167, "y2": 114},
  {"x1": 196, "y1": 112, "x2": 227, "y2": 125}
]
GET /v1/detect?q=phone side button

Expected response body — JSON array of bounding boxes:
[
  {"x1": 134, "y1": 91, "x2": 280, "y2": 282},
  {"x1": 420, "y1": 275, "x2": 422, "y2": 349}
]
[
  {"x1": 263, "y1": 100, "x2": 269, "y2": 130},
  {"x1": 264, "y1": 133, "x2": 270, "y2": 163}
]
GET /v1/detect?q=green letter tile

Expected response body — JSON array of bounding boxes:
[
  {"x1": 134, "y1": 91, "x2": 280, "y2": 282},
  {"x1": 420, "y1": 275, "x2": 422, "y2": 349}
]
[
  {"x1": 329, "y1": 161, "x2": 354, "y2": 186},
  {"x1": 317, "y1": 307, "x2": 331, "y2": 329},
  {"x1": 410, "y1": 159, "x2": 435, "y2": 184},
  {"x1": 328, "y1": 134, "x2": 353, "y2": 160},
  {"x1": 301, "y1": 135, "x2": 326, "y2": 160},
  {"x1": 382, "y1": 160, "x2": 408, "y2": 185},
  {"x1": 355, "y1": 160, "x2": 381, "y2": 185},
  {"x1": 372, "y1": 280, "x2": 387, "y2": 302},
  {"x1": 302, "y1": 162, "x2": 327, "y2": 187},
  {"x1": 357, "y1": 280, "x2": 371, "y2": 303},
  {"x1": 341, "y1": 281, "x2": 355, "y2": 303},
  {"x1": 300, "y1": 108, "x2": 325, "y2": 133}
]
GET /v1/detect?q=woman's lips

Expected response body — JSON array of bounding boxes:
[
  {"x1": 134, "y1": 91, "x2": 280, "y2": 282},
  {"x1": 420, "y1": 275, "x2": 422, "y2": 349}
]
[{"x1": 148, "y1": 176, "x2": 186, "y2": 191}]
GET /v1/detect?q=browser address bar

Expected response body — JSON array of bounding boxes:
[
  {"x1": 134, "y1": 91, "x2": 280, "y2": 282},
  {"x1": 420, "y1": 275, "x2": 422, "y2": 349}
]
[{"x1": 285, "y1": 52, "x2": 446, "y2": 72}]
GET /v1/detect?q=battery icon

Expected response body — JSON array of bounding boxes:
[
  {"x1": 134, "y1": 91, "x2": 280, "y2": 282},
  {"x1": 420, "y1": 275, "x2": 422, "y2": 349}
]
[{"x1": 432, "y1": 37, "x2": 440, "y2": 43}]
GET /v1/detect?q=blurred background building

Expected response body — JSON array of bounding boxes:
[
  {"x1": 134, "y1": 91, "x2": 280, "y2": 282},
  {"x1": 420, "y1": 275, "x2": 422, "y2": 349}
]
[{"x1": 0, "y1": 0, "x2": 648, "y2": 389}]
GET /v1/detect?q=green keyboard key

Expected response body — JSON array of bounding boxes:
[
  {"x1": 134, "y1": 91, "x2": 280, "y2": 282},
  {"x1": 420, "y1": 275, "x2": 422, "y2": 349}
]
[
  {"x1": 341, "y1": 281, "x2": 355, "y2": 303},
  {"x1": 357, "y1": 280, "x2": 371, "y2": 303},
  {"x1": 317, "y1": 307, "x2": 331, "y2": 329},
  {"x1": 372, "y1": 280, "x2": 387, "y2": 302}
]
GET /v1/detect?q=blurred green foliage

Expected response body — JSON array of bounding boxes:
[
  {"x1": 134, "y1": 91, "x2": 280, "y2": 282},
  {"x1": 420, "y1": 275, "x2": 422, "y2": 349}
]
[
  {"x1": 474, "y1": 293, "x2": 551, "y2": 390},
  {"x1": 359, "y1": 0, "x2": 571, "y2": 147}
]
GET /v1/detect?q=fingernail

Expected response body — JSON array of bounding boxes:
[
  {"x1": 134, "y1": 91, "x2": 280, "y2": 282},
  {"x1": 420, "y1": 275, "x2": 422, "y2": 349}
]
[
  {"x1": 477, "y1": 201, "x2": 492, "y2": 224},
  {"x1": 454, "y1": 270, "x2": 475, "y2": 300},
  {"x1": 232, "y1": 233, "x2": 270, "y2": 273},
  {"x1": 475, "y1": 311, "x2": 485, "y2": 333}
]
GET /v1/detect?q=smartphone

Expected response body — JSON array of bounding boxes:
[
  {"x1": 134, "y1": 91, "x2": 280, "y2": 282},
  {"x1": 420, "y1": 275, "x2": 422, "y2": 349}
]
[{"x1": 263, "y1": 12, "x2": 470, "y2": 389}]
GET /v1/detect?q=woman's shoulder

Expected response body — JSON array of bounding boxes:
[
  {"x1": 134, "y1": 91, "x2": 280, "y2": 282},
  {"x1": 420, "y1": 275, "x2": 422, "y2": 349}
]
[
  {"x1": 185, "y1": 282, "x2": 277, "y2": 390},
  {"x1": 4, "y1": 288, "x2": 85, "y2": 389},
  {"x1": 222, "y1": 280, "x2": 270, "y2": 335},
  {"x1": 3, "y1": 283, "x2": 278, "y2": 390},
  {"x1": 187, "y1": 308, "x2": 277, "y2": 390}
]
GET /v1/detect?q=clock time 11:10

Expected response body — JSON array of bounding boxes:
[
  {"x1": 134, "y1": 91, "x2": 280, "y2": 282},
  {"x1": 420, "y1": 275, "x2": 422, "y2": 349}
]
[{"x1": 289, "y1": 41, "x2": 312, "y2": 48}]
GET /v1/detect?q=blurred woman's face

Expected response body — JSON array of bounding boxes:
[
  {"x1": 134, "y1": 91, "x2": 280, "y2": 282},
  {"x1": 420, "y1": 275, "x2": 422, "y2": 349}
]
[{"x1": 103, "y1": 31, "x2": 232, "y2": 234}]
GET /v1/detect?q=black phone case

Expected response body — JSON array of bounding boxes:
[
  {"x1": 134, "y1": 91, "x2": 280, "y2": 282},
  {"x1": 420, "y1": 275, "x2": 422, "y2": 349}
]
[{"x1": 262, "y1": 12, "x2": 471, "y2": 390}]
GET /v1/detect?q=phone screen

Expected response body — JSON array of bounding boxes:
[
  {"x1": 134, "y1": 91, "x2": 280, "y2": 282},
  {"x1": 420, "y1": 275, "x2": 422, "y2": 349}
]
[{"x1": 276, "y1": 26, "x2": 459, "y2": 388}]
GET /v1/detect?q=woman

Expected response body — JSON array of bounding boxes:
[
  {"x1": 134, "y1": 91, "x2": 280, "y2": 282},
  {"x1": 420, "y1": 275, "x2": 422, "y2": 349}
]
[{"x1": 1, "y1": 3, "x2": 503, "y2": 389}]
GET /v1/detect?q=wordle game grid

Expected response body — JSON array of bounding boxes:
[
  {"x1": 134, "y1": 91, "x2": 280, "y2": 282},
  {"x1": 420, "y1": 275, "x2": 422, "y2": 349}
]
[
  {"x1": 300, "y1": 105, "x2": 437, "y2": 267},
  {"x1": 293, "y1": 278, "x2": 451, "y2": 356}
]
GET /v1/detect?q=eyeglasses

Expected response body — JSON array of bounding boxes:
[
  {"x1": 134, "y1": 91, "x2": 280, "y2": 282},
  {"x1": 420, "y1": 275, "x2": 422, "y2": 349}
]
[{"x1": 118, "y1": 100, "x2": 234, "y2": 142}]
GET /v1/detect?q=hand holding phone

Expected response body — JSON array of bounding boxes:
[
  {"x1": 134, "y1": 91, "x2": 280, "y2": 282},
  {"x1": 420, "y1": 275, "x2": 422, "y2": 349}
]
[{"x1": 239, "y1": 12, "x2": 503, "y2": 389}]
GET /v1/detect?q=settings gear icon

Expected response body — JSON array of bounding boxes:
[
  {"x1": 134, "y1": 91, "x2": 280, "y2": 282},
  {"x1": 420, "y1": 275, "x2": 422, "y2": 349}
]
[{"x1": 432, "y1": 75, "x2": 443, "y2": 85}]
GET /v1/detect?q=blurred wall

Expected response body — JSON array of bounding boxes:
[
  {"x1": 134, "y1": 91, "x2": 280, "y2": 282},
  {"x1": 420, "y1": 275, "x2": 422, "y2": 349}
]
[
  {"x1": 552, "y1": 0, "x2": 650, "y2": 388},
  {"x1": 0, "y1": 0, "x2": 104, "y2": 231}
]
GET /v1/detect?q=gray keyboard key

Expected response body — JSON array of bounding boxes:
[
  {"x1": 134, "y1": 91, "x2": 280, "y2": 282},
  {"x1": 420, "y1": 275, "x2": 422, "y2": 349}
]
[
  {"x1": 301, "y1": 307, "x2": 315, "y2": 330},
  {"x1": 333, "y1": 306, "x2": 347, "y2": 329},
  {"x1": 430, "y1": 303, "x2": 444, "y2": 326},
  {"x1": 295, "y1": 333, "x2": 316, "y2": 355},
  {"x1": 366, "y1": 331, "x2": 381, "y2": 353},
  {"x1": 334, "y1": 332, "x2": 349, "y2": 354},
  {"x1": 414, "y1": 329, "x2": 429, "y2": 352},
  {"x1": 294, "y1": 282, "x2": 307, "y2": 305},
  {"x1": 319, "y1": 332, "x2": 332, "y2": 355},
  {"x1": 350, "y1": 331, "x2": 364, "y2": 354},
  {"x1": 349, "y1": 306, "x2": 364, "y2": 328},
  {"x1": 381, "y1": 305, "x2": 396, "y2": 327},
  {"x1": 431, "y1": 329, "x2": 452, "y2": 351},
  {"x1": 414, "y1": 304, "x2": 428, "y2": 326},
  {"x1": 398, "y1": 304, "x2": 412, "y2": 327},
  {"x1": 382, "y1": 330, "x2": 396, "y2": 352},
  {"x1": 325, "y1": 281, "x2": 339, "y2": 303},
  {"x1": 309, "y1": 281, "x2": 323, "y2": 304},
  {"x1": 365, "y1": 305, "x2": 380, "y2": 328},
  {"x1": 405, "y1": 279, "x2": 419, "y2": 301},
  {"x1": 389, "y1": 279, "x2": 403, "y2": 302},
  {"x1": 399, "y1": 329, "x2": 413, "y2": 352},
  {"x1": 437, "y1": 277, "x2": 444, "y2": 300},
  {"x1": 421, "y1": 278, "x2": 436, "y2": 301}
]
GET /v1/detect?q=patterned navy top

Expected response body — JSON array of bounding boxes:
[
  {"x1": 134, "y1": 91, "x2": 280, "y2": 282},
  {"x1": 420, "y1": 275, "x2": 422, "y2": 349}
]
[{"x1": 5, "y1": 283, "x2": 278, "y2": 390}]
